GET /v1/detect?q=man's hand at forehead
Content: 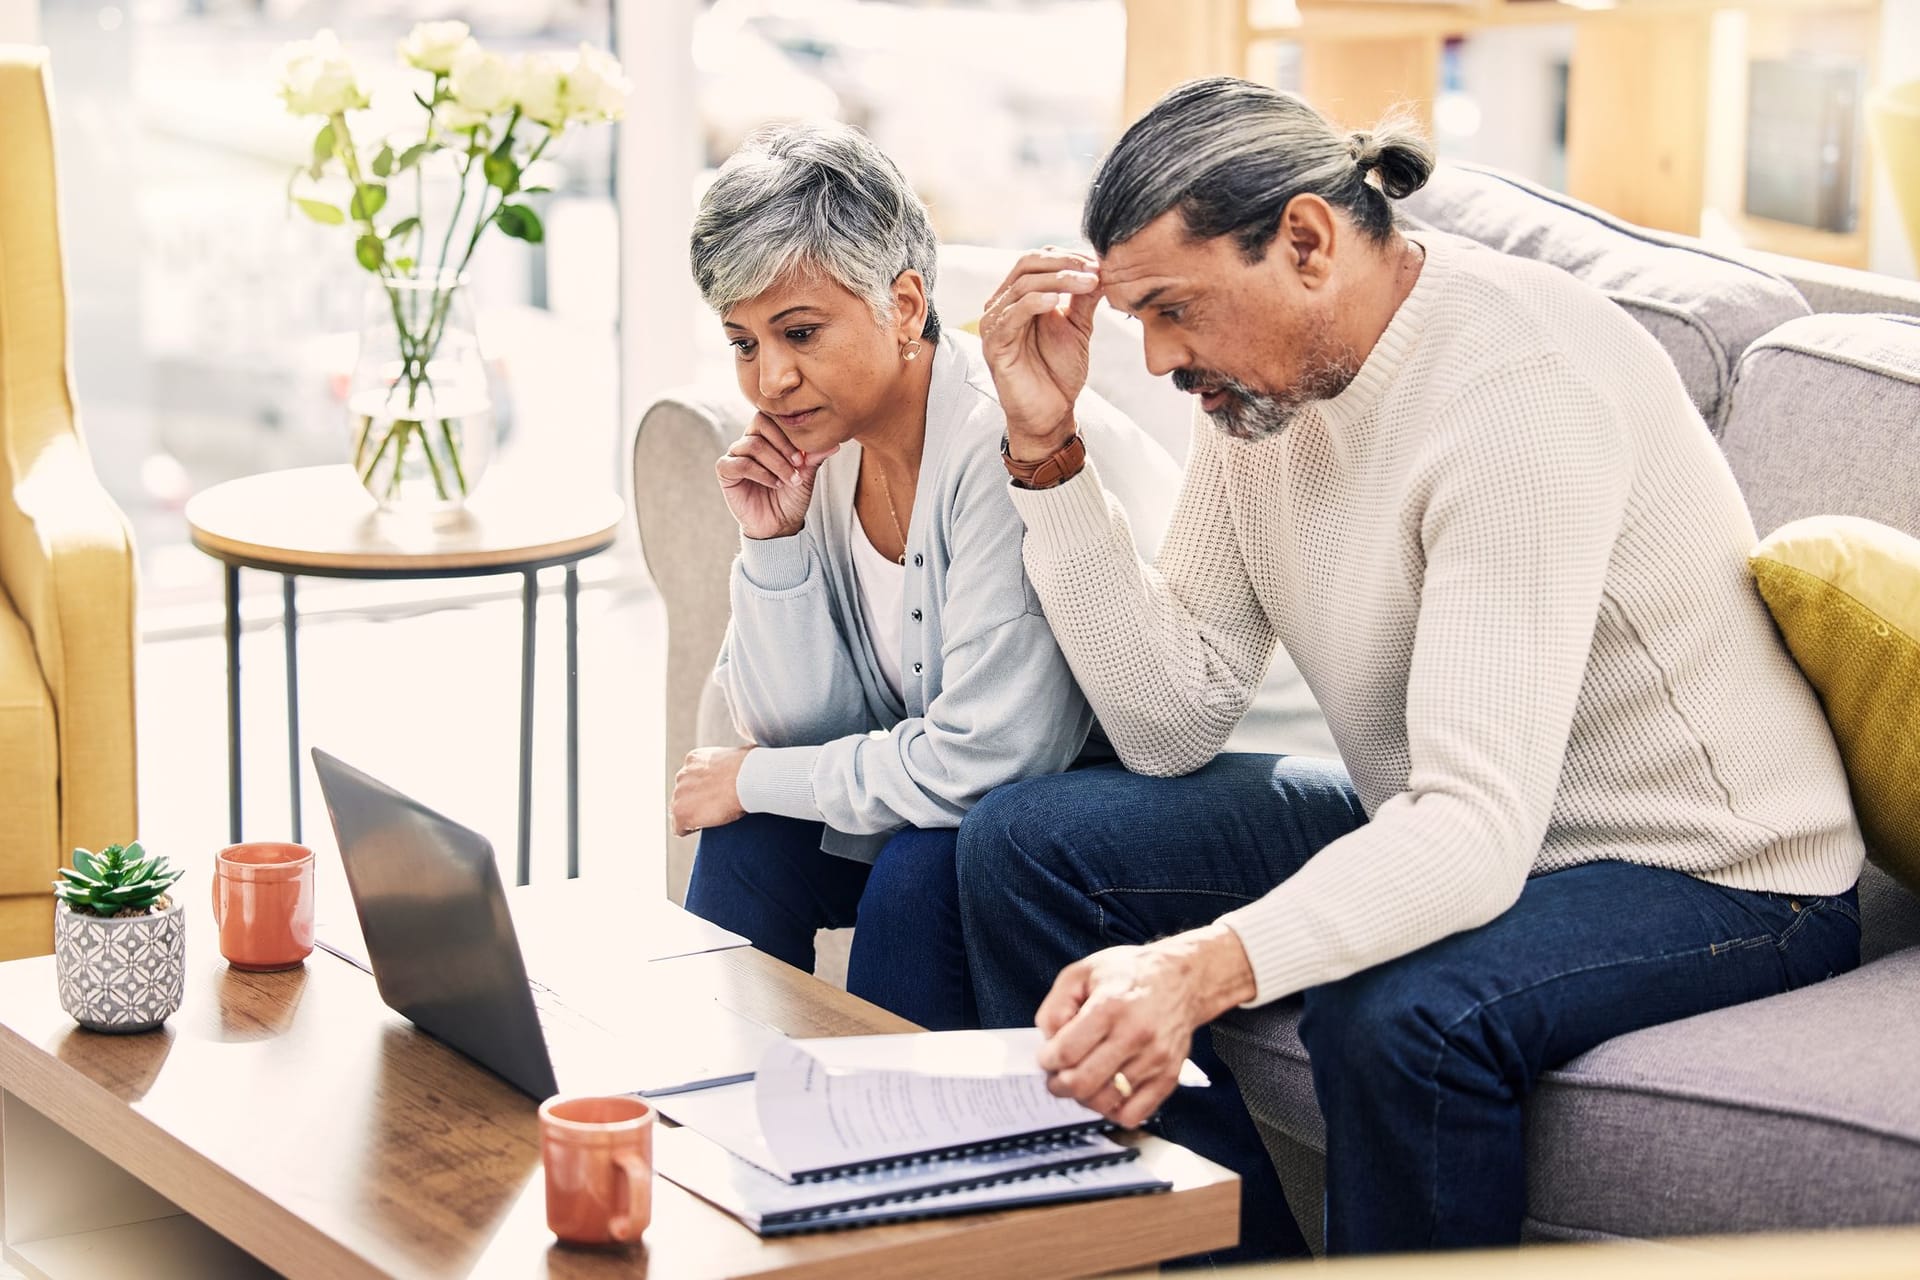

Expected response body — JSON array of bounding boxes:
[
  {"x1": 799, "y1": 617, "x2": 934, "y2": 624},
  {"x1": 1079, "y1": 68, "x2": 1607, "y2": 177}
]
[{"x1": 978, "y1": 247, "x2": 1102, "y2": 462}]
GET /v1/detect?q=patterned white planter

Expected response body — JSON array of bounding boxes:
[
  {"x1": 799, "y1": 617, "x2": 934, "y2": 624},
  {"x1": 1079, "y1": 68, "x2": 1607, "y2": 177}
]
[{"x1": 54, "y1": 898, "x2": 185, "y2": 1033}]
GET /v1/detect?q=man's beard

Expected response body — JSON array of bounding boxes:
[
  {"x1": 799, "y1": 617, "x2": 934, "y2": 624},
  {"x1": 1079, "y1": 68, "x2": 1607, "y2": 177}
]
[{"x1": 1173, "y1": 343, "x2": 1362, "y2": 442}]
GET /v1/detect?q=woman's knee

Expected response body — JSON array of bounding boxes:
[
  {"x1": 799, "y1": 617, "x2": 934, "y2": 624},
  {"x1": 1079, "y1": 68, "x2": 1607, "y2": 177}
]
[
  {"x1": 860, "y1": 828, "x2": 960, "y2": 928},
  {"x1": 688, "y1": 813, "x2": 820, "y2": 892}
]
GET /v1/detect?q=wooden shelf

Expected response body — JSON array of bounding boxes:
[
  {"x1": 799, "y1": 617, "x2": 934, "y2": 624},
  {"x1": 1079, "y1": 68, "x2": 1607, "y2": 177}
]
[
  {"x1": 5, "y1": 1213, "x2": 277, "y2": 1280},
  {"x1": 1129, "y1": 0, "x2": 1888, "y2": 262},
  {"x1": 1263, "y1": 0, "x2": 1878, "y2": 40},
  {"x1": 1710, "y1": 212, "x2": 1873, "y2": 269}
]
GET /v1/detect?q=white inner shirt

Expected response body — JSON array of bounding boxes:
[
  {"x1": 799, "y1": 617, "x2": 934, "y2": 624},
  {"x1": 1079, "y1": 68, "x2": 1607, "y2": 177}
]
[{"x1": 849, "y1": 500, "x2": 907, "y2": 702}]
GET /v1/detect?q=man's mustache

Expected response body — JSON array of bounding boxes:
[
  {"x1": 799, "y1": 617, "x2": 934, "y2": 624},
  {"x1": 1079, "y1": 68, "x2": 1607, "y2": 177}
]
[{"x1": 1172, "y1": 368, "x2": 1245, "y2": 396}]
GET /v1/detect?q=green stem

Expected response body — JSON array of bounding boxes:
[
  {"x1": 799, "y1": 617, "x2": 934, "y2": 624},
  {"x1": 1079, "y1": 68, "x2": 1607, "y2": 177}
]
[
  {"x1": 414, "y1": 127, "x2": 553, "y2": 382},
  {"x1": 350, "y1": 413, "x2": 374, "y2": 470},
  {"x1": 390, "y1": 421, "x2": 409, "y2": 498},
  {"x1": 417, "y1": 419, "x2": 451, "y2": 499},
  {"x1": 417, "y1": 75, "x2": 436, "y2": 242},
  {"x1": 336, "y1": 112, "x2": 431, "y2": 405},
  {"x1": 433, "y1": 141, "x2": 472, "y2": 289},
  {"x1": 438, "y1": 418, "x2": 469, "y2": 495},
  {"x1": 332, "y1": 112, "x2": 391, "y2": 279},
  {"x1": 357, "y1": 419, "x2": 399, "y2": 487}
]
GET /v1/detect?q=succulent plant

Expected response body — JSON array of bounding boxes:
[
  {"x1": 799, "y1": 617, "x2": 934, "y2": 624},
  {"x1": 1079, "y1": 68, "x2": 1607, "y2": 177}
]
[{"x1": 54, "y1": 842, "x2": 184, "y2": 918}]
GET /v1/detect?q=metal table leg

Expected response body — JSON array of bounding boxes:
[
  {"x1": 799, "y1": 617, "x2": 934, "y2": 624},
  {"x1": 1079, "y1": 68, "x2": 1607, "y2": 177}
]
[
  {"x1": 224, "y1": 564, "x2": 243, "y2": 844},
  {"x1": 565, "y1": 564, "x2": 580, "y2": 879},
  {"x1": 283, "y1": 576, "x2": 301, "y2": 843},
  {"x1": 517, "y1": 569, "x2": 538, "y2": 886}
]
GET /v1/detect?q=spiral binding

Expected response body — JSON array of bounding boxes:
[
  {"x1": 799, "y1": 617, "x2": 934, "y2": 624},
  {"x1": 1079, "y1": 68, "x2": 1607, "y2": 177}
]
[{"x1": 786, "y1": 1119, "x2": 1114, "y2": 1185}]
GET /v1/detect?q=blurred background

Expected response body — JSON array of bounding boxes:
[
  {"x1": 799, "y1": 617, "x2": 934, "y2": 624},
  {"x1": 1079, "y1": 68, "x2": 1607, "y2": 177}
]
[{"x1": 2, "y1": 0, "x2": 1917, "y2": 615}]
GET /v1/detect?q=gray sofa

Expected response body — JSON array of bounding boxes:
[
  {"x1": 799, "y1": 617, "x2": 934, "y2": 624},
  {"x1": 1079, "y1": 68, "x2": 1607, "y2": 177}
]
[{"x1": 631, "y1": 164, "x2": 1920, "y2": 1244}]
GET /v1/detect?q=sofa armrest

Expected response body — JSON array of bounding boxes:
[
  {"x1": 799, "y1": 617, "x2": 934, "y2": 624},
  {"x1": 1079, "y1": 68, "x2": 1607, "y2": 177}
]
[
  {"x1": 0, "y1": 48, "x2": 138, "y2": 952},
  {"x1": 631, "y1": 388, "x2": 748, "y2": 903},
  {"x1": 0, "y1": 435, "x2": 139, "y2": 867}
]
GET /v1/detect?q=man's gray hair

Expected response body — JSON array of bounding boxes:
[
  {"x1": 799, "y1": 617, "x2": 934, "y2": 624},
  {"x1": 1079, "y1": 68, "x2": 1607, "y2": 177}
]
[
  {"x1": 1084, "y1": 77, "x2": 1434, "y2": 260},
  {"x1": 690, "y1": 121, "x2": 940, "y2": 339}
]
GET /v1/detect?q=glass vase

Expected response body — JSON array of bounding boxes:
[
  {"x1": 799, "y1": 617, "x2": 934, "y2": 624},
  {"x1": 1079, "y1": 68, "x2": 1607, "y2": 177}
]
[{"x1": 347, "y1": 275, "x2": 494, "y2": 512}]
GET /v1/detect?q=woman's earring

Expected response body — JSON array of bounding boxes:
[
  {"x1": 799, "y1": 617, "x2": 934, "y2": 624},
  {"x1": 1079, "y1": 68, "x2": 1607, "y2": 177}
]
[{"x1": 903, "y1": 340, "x2": 922, "y2": 362}]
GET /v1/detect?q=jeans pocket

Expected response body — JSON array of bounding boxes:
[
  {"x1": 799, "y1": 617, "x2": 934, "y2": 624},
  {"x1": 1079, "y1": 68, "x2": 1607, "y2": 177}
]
[
  {"x1": 1771, "y1": 888, "x2": 1859, "y2": 946},
  {"x1": 1821, "y1": 889, "x2": 1862, "y2": 928}
]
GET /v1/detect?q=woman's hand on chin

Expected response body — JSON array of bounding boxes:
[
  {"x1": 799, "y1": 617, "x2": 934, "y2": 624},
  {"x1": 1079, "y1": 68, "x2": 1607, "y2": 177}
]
[
  {"x1": 671, "y1": 746, "x2": 753, "y2": 837},
  {"x1": 717, "y1": 413, "x2": 839, "y2": 540}
]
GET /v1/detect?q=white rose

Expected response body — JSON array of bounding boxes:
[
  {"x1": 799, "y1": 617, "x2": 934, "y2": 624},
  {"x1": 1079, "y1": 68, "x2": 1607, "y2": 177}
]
[
  {"x1": 441, "y1": 41, "x2": 514, "y2": 129},
  {"x1": 397, "y1": 20, "x2": 471, "y2": 75},
  {"x1": 565, "y1": 43, "x2": 629, "y2": 125},
  {"x1": 437, "y1": 102, "x2": 489, "y2": 131},
  {"x1": 514, "y1": 52, "x2": 570, "y2": 129},
  {"x1": 274, "y1": 30, "x2": 370, "y2": 118}
]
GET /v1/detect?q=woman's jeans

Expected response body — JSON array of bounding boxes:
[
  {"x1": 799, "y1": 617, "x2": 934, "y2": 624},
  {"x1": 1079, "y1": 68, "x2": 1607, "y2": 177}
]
[
  {"x1": 686, "y1": 813, "x2": 974, "y2": 1031},
  {"x1": 956, "y1": 755, "x2": 1862, "y2": 1259}
]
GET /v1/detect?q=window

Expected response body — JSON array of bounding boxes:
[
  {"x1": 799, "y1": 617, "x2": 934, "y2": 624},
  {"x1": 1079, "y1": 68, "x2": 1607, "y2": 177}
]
[{"x1": 42, "y1": 0, "x2": 619, "y2": 609}]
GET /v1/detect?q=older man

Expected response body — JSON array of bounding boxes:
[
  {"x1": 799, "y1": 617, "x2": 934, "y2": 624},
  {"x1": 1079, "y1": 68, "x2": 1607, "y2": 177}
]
[{"x1": 965, "y1": 78, "x2": 1864, "y2": 1257}]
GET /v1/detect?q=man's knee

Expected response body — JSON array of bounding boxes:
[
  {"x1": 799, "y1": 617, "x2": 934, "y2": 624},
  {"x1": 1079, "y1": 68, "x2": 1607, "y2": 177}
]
[
  {"x1": 958, "y1": 777, "x2": 1062, "y2": 875},
  {"x1": 1300, "y1": 962, "x2": 1459, "y2": 1079}
]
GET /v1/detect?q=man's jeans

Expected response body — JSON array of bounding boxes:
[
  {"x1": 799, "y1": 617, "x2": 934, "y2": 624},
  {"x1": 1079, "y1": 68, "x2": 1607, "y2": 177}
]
[
  {"x1": 686, "y1": 814, "x2": 975, "y2": 1031},
  {"x1": 956, "y1": 755, "x2": 1861, "y2": 1257}
]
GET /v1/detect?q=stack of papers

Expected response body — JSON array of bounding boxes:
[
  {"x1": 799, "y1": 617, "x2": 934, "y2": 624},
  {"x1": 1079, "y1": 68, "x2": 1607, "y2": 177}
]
[{"x1": 652, "y1": 1029, "x2": 1199, "y2": 1235}]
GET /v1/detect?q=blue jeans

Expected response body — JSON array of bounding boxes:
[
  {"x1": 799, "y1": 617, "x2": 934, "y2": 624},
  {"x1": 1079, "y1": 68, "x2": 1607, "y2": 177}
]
[
  {"x1": 686, "y1": 813, "x2": 975, "y2": 1031},
  {"x1": 957, "y1": 755, "x2": 1861, "y2": 1258}
]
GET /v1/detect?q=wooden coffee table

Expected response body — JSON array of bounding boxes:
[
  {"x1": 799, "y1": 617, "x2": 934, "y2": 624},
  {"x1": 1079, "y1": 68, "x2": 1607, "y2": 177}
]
[{"x1": 0, "y1": 879, "x2": 1238, "y2": 1278}]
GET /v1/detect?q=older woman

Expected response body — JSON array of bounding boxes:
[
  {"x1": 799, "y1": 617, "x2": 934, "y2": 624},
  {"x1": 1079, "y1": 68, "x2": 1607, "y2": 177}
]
[{"x1": 667, "y1": 121, "x2": 1164, "y2": 1030}]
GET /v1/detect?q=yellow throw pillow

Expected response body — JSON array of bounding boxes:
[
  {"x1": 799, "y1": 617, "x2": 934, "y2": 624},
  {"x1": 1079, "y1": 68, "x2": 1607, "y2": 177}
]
[{"x1": 1752, "y1": 515, "x2": 1920, "y2": 895}]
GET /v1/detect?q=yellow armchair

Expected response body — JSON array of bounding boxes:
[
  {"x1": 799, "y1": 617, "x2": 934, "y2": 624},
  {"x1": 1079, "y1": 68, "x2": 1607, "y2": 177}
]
[{"x1": 0, "y1": 46, "x2": 138, "y2": 960}]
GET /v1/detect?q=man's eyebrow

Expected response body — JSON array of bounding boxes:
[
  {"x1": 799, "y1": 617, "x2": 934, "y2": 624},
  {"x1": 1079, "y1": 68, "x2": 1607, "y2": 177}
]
[{"x1": 1127, "y1": 285, "x2": 1169, "y2": 312}]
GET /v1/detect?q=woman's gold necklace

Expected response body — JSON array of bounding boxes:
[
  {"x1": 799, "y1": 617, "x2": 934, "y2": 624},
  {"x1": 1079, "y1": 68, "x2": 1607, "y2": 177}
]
[{"x1": 872, "y1": 463, "x2": 908, "y2": 566}]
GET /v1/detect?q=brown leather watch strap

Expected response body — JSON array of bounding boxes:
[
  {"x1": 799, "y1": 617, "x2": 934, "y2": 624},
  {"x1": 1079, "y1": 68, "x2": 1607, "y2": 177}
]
[{"x1": 1001, "y1": 433, "x2": 1087, "y2": 490}]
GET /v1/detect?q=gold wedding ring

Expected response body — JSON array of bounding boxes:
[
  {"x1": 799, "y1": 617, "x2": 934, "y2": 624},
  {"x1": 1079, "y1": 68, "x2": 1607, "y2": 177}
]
[{"x1": 1112, "y1": 1071, "x2": 1134, "y2": 1100}]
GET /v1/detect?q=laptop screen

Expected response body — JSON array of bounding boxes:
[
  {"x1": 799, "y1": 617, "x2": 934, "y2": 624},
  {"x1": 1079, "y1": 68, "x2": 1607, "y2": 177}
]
[{"x1": 312, "y1": 749, "x2": 560, "y2": 1099}]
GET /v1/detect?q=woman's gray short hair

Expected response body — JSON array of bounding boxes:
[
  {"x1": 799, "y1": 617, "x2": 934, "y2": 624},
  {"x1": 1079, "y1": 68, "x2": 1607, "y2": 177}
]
[
  {"x1": 1084, "y1": 77, "x2": 1434, "y2": 260},
  {"x1": 690, "y1": 121, "x2": 940, "y2": 340}
]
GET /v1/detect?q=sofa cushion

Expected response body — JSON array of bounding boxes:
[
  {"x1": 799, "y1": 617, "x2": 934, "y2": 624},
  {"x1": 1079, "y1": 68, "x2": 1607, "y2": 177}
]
[
  {"x1": 1525, "y1": 947, "x2": 1920, "y2": 1238},
  {"x1": 1721, "y1": 314, "x2": 1920, "y2": 956},
  {"x1": 1720, "y1": 314, "x2": 1920, "y2": 541},
  {"x1": 1752, "y1": 517, "x2": 1920, "y2": 898},
  {"x1": 1214, "y1": 1000, "x2": 1320, "y2": 1147},
  {"x1": 1401, "y1": 165, "x2": 1810, "y2": 429},
  {"x1": 1215, "y1": 949, "x2": 1920, "y2": 1246}
]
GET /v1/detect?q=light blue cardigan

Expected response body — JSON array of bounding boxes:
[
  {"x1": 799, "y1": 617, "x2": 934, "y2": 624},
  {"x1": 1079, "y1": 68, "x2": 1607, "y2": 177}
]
[{"x1": 722, "y1": 330, "x2": 1159, "y2": 862}]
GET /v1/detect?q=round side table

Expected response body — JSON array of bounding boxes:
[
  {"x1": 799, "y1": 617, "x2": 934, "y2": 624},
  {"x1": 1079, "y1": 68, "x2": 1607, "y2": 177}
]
[{"x1": 186, "y1": 466, "x2": 625, "y2": 885}]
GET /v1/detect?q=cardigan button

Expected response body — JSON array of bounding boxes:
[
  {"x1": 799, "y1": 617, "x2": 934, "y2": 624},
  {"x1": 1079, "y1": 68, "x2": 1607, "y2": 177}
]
[
  {"x1": 910, "y1": 608, "x2": 923, "y2": 622},
  {"x1": 912, "y1": 553, "x2": 924, "y2": 567},
  {"x1": 912, "y1": 662, "x2": 923, "y2": 674}
]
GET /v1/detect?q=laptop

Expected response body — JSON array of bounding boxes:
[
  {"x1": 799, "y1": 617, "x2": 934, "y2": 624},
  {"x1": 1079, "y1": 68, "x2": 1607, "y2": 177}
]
[{"x1": 311, "y1": 747, "x2": 778, "y2": 1100}]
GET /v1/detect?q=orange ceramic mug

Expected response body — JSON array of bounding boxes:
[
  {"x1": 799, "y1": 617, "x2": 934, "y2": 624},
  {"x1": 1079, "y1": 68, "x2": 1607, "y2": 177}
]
[
  {"x1": 539, "y1": 1095, "x2": 655, "y2": 1246},
  {"x1": 210, "y1": 842, "x2": 315, "y2": 971}
]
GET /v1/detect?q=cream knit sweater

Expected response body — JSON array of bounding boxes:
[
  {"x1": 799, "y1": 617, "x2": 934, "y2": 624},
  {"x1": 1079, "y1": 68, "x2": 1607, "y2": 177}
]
[{"x1": 1008, "y1": 230, "x2": 1864, "y2": 1007}]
